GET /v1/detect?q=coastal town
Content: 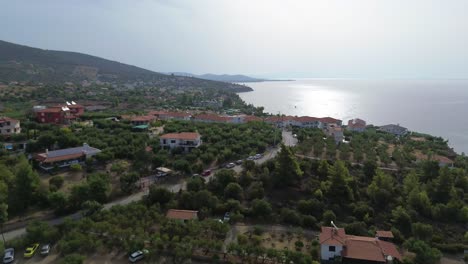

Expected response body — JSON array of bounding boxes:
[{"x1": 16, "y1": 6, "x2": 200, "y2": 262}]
[{"x1": 0, "y1": 96, "x2": 466, "y2": 264}]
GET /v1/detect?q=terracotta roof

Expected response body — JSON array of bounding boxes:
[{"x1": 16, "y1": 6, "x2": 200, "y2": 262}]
[
  {"x1": 320, "y1": 226, "x2": 402, "y2": 263},
  {"x1": 166, "y1": 209, "x2": 198, "y2": 220},
  {"x1": 0, "y1": 117, "x2": 18, "y2": 123},
  {"x1": 36, "y1": 108, "x2": 62, "y2": 113},
  {"x1": 130, "y1": 115, "x2": 155, "y2": 122},
  {"x1": 319, "y1": 227, "x2": 347, "y2": 246},
  {"x1": 377, "y1": 240, "x2": 402, "y2": 261},
  {"x1": 244, "y1": 115, "x2": 262, "y2": 122},
  {"x1": 193, "y1": 114, "x2": 230, "y2": 122},
  {"x1": 376, "y1": 230, "x2": 394, "y2": 238},
  {"x1": 295, "y1": 116, "x2": 320, "y2": 122},
  {"x1": 149, "y1": 111, "x2": 191, "y2": 118},
  {"x1": 160, "y1": 132, "x2": 200, "y2": 141},
  {"x1": 348, "y1": 118, "x2": 367, "y2": 128},
  {"x1": 344, "y1": 239, "x2": 386, "y2": 262},
  {"x1": 319, "y1": 117, "x2": 342, "y2": 124}
]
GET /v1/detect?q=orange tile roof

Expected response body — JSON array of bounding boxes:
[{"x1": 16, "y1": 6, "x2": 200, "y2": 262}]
[
  {"x1": 166, "y1": 209, "x2": 198, "y2": 220},
  {"x1": 344, "y1": 239, "x2": 386, "y2": 262},
  {"x1": 319, "y1": 227, "x2": 347, "y2": 246},
  {"x1": 36, "y1": 108, "x2": 63, "y2": 113},
  {"x1": 160, "y1": 132, "x2": 200, "y2": 141},
  {"x1": 193, "y1": 114, "x2": 230, "y2": 122},
  {"x1": 320, "y1": 226, "x2": 402, "y2": 262},
  {"x1": 376, "y1": 230, "x2": 394, "y2": 238},
  {"x1": 0, "y1": 117, "x2": 18, "y2": 123},
  {"x1": 319, "y1": 117, "x2": 342, "y2": 124},
  {"x1": 130, "y1": 115, "x2": 155, "y2": 122}
]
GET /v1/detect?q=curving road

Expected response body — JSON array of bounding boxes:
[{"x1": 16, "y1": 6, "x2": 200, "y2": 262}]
[{"x1": 3, "y1": 130, "x2": 296, "y2": 242}]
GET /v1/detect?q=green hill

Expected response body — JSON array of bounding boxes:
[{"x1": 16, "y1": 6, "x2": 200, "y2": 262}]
[{"x1": 0, "y1": 40, "x2": 252, "y2": 92}]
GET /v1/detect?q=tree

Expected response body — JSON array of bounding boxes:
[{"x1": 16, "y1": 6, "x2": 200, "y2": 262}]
[
  {"x1": 433, "y1": 166, "x2": 453, "y2": 203},
  {"x1": 391, "y1": 206, "x2": 412, "y2": 236},
  {"x1": 224, "y1": 183, "x2": 243, "y2": 200},
  {"x1": 251, "y1": 199, "x2": 272, "y2": 219},
  {"x1": 147, "y1": 187, "x2": 174, "y2": 207},
  {"x1": 404, "y1": 238, "x2": 441, "y2": 264},
  {"x1": 327, "y1": 161, "x2": 354, "y2": 204},
  {"x1": 0, "y1": 203, "x2": 7, "y2": 244},
  {"x1": 274, "y1": 144, "x2": 303, "y2": 186},
  {"x1": 317, "y1": 160, "x2": 329, "y2": 180},
  {"x1": 12, "y1": 157, "x2": 40, "y2": 211},
  {"x1": 186, "y1": 177, "x2": 205, "y2": 192},
  {"x1": 120, "y1": 172, "x2": 140, "y2": 194},
  {"x1": 322, "y1": 210, "x2": 336, "y2": 225},
  {"x1": 26, "y1": 221, "x2": 59, "y2": 243},
  {"x1": 60, "y1": 254, "x2": 86, "y2": 264},
  {"x1": 48, "y1": 192, "x2": 68, "y2": 214},
  {"x1": 87, "y1": 173, "x2": 110, "y2": 203},
  {"x1": 367, "y1": 170, "x2": 395, "y2": 207},
  {"x1": 412, "y1": 222, "x2": 433, "y2": 242},
  {"x1": 49, "y1": 175, "x2": 65, "y2": 192}
]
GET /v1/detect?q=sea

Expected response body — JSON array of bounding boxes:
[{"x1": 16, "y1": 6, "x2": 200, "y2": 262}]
[{"x1": 238, "y1": 79, "x2": 468, "y2": 154}]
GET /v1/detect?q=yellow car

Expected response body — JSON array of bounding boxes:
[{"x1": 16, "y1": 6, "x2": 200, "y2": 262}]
[{"x1": 24, "y1": 243, "x2": 39, "y2": 258}]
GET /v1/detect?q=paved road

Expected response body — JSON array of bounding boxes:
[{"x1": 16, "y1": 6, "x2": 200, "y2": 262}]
[{"x1": 3, "y1": 130, "x2": 296, "y2": 242}]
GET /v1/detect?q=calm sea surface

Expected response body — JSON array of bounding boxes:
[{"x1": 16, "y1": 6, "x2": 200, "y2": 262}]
[{"x1": 238, "y1": 79, "x2": 468, "y2": 154}]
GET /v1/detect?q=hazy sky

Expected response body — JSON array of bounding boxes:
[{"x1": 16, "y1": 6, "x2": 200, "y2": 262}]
[{"x1": 1, "y1": 0, "x2": 468, "y2": 78}]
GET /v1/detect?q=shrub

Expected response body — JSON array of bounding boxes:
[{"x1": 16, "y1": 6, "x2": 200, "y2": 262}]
[
  {"x1": 49, "y1": 176, "x2": 64, "y2": 191},
  {"x1": 70, "y1": 164, "x2": 82, "y2": 172}
]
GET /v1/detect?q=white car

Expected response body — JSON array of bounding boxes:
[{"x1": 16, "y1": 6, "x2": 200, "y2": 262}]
[
  {"x1": 225, "y1": 163, "x2": 235, "y2": 168},
  {"x1": 129, "y1": 249, "x2": 149, "y2": 263},
  {"x1": 254, "y1": 154, "x2": 262, "y2": 159},
  {"x1": 40, "y1": 244, "x2": 51, "y2": 256},
  {"x1": 3, "y1": 248, "x2": 14, "y2": 264}
]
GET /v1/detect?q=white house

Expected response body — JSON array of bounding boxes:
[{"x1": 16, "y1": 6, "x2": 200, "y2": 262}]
[
  {"x1": 324, "y1": 124, "x2": 344, "y2": 144},
  {"x1": 319, "y1": 226, "x2": 346, "y2": 261},
  {"x1": 0, "y1": 117, "x2": 21, "y2": 135},
  {"x1": 319, "y1": 225, "x2": 402, "y2": 263},
  {"x1": 160, "y1": 132, "x2": 201, "y2": 152},
  {"x1": 347, "y1": 118, "x2": 367, "y2": 132}
]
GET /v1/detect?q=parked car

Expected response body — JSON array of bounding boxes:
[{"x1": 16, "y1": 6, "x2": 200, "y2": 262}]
[
  {"x1": 235, "y1": 160, "x2": 243, "y2": 165},
  {"x1": 202, "y1": 170, "x2": 211, "y2": 176},
  {"x1": 225, "y1": 163, "x2": 235, "y2": 168},
  {"x1": 24, "y1": 243, "x2": 39, "y2": 258},
  {"x1": 254, "y1": 153, "x2": 262, "y2": 159},
  {"x1": 223, "y1": 212, "x2": 230, "y2": 222},
  {"x1": 129, "y1": 249, "x2": 149, "y2": 263},
  {"x1": 192, "y1": 173, "x2": 200, "y2": 178},
  {"x1": 247, "y1": 156, "x2": 254, "y2": 160},
  {"x1": 40, "y1": 244, "x2": 51, "y2": 256},
  {"x1": 3, "y1": 248, "x2": 14, "y2": 264}
]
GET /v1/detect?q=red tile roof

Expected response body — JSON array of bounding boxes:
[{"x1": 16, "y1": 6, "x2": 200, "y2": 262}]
[
  {"x1": 193, "y1": 114, "x2": 230, "y2": 122},
  {"x1": 320, "y1": 227, "x2": 402, "y2": 262},
  {"x1": 318, "y1": 117, "x2": 342, "y2": 124},
  {"x1": 130, "y1": 115, "x2": 155, "y2": 122},
  {"x1": 344, "y1": 239, "x2": 386, "y2": 262},
  {"x1": 0, "y1": 117, "x2": 18, "y2": 123},
  {"x1": 295, "y1": 116, "x2": 320, "y2": 122},
  {"x1": 319, "y1": 227, "x2": 347, "y2": 246},
  {"x1": 160, "y1": 132, "x2": 200, "y2": 141},
  {"x1": 166, "y1": 209, "x2": 198, "y2": 220},
  {"x1": 149, "y1": 111, "x2": 191, "y2": 118},
  {"x1": 244, "y1": 115, "x2": 262, "y2": 122},
  {"x1": 376, "y1": 230, "x2": 394, "y2": 239},
  {"x1": 36, "y1": 108, "x2": 63, "y2": 113}
]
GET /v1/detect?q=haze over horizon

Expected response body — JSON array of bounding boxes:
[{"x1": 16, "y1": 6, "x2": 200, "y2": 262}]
[{"x1": 1, "y1": 0, "x2": 468, "y2": 79}]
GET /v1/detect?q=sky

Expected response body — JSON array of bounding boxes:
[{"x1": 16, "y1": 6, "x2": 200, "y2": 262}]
[{"x1": 1, "y1": 0, "x2": 468, "y2": 79}]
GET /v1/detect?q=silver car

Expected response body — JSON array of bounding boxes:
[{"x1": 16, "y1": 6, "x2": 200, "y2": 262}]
[
  {"x1": 3, "y1": 248, "x2": 14, "y2": 264},
  {"x1": 40, "y1": 244, "x2": 51, "y2": 256}
]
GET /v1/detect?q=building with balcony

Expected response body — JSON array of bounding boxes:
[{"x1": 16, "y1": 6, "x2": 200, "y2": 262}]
[
  {"x1": 160, "y1": 132, "x2": 201, "y2": 152},
  {"x1": 0, "y1": 117, "x2": 21, "y2": 135}
]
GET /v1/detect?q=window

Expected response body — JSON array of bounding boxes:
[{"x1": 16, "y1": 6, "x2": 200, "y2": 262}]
[
  {"x1": 170, "y1": 140, "x2": 176, "y2": 144},
  {"x1": 329, "y1": 246, "x2": 336, "y2": 252},
  {"x1": 163, "y1": 139, "x2": 167, "y2": 144}
]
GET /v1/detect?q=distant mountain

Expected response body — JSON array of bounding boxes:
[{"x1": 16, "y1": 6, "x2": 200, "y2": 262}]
[
  {"x1": 169, "y1": 72, "x2": 267, "y2": 83},
  {"x1": 0, "y1": 40, "x2": 252, "y2": 92}
]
